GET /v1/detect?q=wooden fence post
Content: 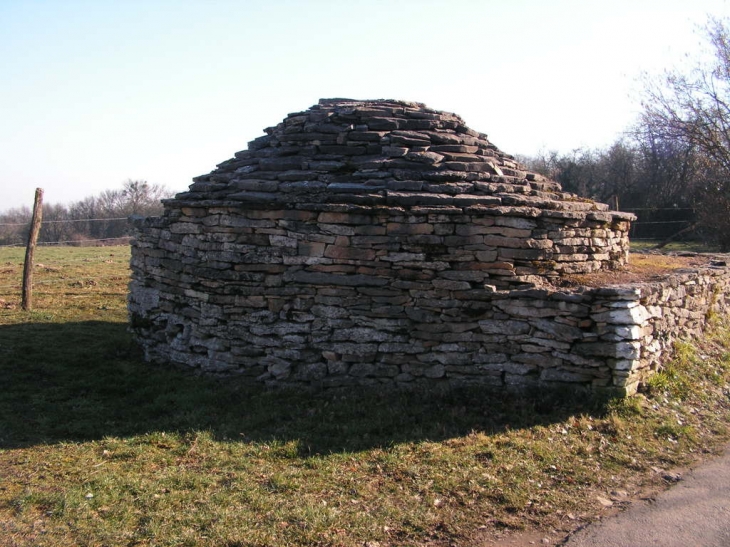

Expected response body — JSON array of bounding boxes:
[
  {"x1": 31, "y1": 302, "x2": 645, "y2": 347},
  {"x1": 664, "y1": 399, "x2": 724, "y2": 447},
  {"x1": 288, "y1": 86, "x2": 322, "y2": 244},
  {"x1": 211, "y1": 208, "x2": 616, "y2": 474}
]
[{"x1": 22, "y1": 188, "x2": 44, "y2": 311}]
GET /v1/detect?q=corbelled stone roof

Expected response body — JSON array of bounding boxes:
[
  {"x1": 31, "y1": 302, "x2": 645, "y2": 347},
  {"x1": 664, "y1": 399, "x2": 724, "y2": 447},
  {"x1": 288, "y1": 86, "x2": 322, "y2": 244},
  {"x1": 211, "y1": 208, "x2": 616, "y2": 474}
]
[{"x1": 173, "y1": 98, "x2": 633, "y2": 221}]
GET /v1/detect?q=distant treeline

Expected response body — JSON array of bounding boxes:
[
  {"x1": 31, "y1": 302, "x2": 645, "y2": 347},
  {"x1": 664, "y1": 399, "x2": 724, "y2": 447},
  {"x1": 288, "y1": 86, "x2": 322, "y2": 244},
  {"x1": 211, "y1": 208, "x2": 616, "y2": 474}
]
[
  {"x1": 520, "y1": 18, "x2": 730, "y2": 251},
  {"x1": 0, "y1": 180, "x2": 173, "y2": 246},
  {"x1": 517, "y1": 132, "x2": 700, "y2": 244}
]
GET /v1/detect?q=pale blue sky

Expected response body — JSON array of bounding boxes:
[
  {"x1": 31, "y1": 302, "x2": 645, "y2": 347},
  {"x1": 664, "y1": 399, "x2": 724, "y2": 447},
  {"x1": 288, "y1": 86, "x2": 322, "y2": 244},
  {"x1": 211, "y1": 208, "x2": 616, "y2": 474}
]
[{"x1": 1, "y1": 0, "x2": 728, "y2": 211}]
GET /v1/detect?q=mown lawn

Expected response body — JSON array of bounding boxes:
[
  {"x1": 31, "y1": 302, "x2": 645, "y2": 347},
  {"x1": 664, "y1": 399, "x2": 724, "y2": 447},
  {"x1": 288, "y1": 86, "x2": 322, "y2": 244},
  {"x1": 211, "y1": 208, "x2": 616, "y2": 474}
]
[{"x1": 1, "y1": 246, "x2": 729, "y2": 546}]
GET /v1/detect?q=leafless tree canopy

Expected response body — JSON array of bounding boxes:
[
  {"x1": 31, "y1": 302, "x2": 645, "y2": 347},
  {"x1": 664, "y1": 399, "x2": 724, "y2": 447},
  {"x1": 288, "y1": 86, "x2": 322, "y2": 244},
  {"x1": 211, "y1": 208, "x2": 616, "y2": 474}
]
[
  {"x1": 0, "y1": 180, "x2": 173, "y2": 246},
  {"x1": 521, "y1": 18, "x2": 730, "y2": 250}
]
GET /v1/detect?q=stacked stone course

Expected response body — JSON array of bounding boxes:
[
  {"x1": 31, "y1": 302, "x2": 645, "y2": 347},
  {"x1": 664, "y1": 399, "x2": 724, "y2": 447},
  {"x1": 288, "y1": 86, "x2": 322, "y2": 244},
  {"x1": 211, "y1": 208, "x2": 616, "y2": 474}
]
[{"x1": 128, "y1": 99, "x2": 729, "y2": 394}]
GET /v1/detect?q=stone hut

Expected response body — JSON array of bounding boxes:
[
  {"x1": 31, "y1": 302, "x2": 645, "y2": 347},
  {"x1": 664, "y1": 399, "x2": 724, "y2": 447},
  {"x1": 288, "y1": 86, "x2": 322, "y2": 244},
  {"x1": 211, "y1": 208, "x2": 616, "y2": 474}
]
[{"x1": 129, "y1": 98, "x2": 642, "y2": 391}]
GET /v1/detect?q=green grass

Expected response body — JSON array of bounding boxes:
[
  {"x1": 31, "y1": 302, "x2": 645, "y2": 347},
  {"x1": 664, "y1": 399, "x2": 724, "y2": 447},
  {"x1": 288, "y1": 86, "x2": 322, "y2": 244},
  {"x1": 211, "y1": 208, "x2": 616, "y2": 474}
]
[{"x1": 1, "y1": 246, "x2": 730, "y2": 546}]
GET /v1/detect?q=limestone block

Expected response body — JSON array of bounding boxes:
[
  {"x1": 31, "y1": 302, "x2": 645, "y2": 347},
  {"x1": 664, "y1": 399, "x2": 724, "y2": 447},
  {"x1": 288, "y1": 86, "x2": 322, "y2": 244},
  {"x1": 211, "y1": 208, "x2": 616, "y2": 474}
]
[
  {"x1": 323, "y1": 246, "x2": 377, "y2": 261},
  {"x1": 432, "y1": 279, "x2": 472, "y2": 290},
  {"x1": 552, "y1": 351, "x2": 602, "y2": 368},
  {"x1": 575, "y1": 341, "x2": 641, "y2": 359},
  {"x1": 351, "y1": 362, "x2": 400, "y2": 377},
  {"x1": 540, "y1": 368, "x2": 595, "y2": 383},
  {"x1": 285, "y1": 271, "x2": 389, "y2": 287},
  {"x1": 494, "y1": 300, "x2": 561, "y2": 318},
  {"x1": 530, "y1": 318, "x2": 584, "y2": 342},
  {"x1": 523, "y1": 338, "x2": 571, "y2": 351},
  {"x1": 130, "y1": 285, "x2": 160, "y2": 313},
  {"x1": 332, "y1": 327, "x2": 390, "y2": 342},
  {"x1": 599, "y1": 324, "x2": 644, "y2": 340},
  {"x1": 481, "y1": 362, "x2": 536, "y2": 375},
  {"x1": 381, "y1": 252, "x2": 426, "y2": 262},
  {"x1": 269, "y1": 235, "x2": 298, "y2": 248},
  {"x1": 591, "y1": 305, "x2": 651, "y2": 325},
  {"x1": 263, "y1": 356, "x2": 292, "y2": 379},
  {"x1": 386, "y1": 222, "x2": 434, "y2": 235},
  {"x1": 513, "y1": 353, "x2": 563, "y2": 368},
  {"x1": 318, "y1": 212, "x2": 374, "y2": 224},
  {"x1": 435, "y1": 270, "x2": 484, "y2": 282},
  {"x1": 378, "y1": 342, "x2": 425, "y2": 354},
  {"x1": 418, "y1": 352, "x2": 472, "y2": 365},
  {"x1": 611, "y1": 359, "x2": 638, "y2": 371},
  {"x1": 494, "y1": 217, "x2": 538, "y2": 229},
  {"x1": 423, "y1": 364, "x2": 446, "y2": 378},
  {"x1": 520, "y1": 344, "x2": 551, "y2": 353}
]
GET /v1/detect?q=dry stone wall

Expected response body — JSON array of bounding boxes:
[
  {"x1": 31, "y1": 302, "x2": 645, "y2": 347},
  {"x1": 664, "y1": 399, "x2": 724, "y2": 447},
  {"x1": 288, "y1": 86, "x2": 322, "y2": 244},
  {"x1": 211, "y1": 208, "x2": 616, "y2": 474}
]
[
  {"x1": 130, "y1": 208, "x2": 730, "y2": 394},
  {"x1": 132, "y1": 98, "x2": 709, "y2": 395},
  {"x1": 579, "y1": 264, "x2": 730, "y2": 394}
]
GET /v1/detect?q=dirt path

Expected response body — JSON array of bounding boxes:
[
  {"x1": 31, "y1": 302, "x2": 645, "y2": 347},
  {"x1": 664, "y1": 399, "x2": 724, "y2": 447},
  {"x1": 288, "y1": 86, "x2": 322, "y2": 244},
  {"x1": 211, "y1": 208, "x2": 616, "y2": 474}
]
[{"x1": 560, "y1": 443, "x2": 730, "y2": 546}]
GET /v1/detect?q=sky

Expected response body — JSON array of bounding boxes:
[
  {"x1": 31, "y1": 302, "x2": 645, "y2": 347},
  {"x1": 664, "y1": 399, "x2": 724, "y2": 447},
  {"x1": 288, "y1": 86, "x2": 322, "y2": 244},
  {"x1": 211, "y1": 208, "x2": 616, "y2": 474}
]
[{"x1": 1, "y1": 0, "x2": 729, "y2": 211}]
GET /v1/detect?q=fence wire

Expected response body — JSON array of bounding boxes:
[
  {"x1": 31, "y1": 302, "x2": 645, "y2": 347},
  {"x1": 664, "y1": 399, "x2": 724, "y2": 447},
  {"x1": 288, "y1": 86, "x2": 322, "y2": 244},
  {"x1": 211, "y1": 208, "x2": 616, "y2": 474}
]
[
  {"x1": 0, "y1": 236, "x2": 132, "y2": 248},
  {"x1": 633, "y1": 220, "x2": 691, "y2": 225},
  {"x1": 0, "y1": 217, "x2": 129, "y2": 227}
]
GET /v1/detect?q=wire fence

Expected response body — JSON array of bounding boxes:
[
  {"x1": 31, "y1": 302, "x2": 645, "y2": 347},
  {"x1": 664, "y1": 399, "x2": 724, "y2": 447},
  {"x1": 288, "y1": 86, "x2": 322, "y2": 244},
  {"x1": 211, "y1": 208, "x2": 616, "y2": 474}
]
[
  {"x1": 621, "y1": 207, "x2": 694, "y2": 211},
  {"x1": 633, "y1": 220, "x2": 691, "y2": 225},
  {"x1": 0, "y1": 217, "x2": 129, "y2": 227},
  {"x1": 0, "y1": 216, "x2": 134, "y2": 247},
  {"x1": 620, "y1": 207, "x2": 697, "y2": 242},
  {"x1": 0, "y1": 236, "x2": 132, "y2": 248},
  {"x1": 0, "y1": 216, "x2": 132, "y2": 300}
]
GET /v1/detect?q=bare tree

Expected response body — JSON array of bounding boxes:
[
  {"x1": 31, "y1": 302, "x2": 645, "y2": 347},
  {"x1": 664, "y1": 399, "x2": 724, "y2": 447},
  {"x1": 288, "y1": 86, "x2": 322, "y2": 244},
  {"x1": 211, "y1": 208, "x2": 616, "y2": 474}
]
[
  {"x1": 39, "y1": 203, "x2": 73, "y2": 244},
  {"x1": 640, "y1": 17, "x2": 730, "y2": 249},
  {"x1": 0, "y1": 206, "x2": 31, "y2": 246},
  {"x1": 0, "y1": 180, "x2": 173, "y2": 246},
  {"x1": 121, "y1": 179, "x2": 171, "y2": 216}
]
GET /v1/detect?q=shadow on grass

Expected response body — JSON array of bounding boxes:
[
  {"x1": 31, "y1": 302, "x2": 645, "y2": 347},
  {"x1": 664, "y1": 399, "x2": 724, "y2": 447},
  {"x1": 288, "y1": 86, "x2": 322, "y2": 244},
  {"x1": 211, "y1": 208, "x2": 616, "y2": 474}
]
[{"x1": 0, "y1": 321, "x2": 613, "y2": 453}]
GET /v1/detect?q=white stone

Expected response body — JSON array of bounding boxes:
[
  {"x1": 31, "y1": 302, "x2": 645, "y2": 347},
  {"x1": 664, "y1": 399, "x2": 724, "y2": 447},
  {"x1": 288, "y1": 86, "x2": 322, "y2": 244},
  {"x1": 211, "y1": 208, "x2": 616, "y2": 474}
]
[
  {"x1": 611, "y1": 325, "x2": 644, "y2": 340},
  {"x1": 592, "y1": 305, "x2": 651, "y2": 325}
]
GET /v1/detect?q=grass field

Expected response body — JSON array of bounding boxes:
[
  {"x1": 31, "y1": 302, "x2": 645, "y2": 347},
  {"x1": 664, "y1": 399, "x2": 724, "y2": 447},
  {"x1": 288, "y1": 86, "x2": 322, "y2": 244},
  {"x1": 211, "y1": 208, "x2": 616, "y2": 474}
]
[{"x1": 1, "y1": 246, "x2": 729, "y2": 546}]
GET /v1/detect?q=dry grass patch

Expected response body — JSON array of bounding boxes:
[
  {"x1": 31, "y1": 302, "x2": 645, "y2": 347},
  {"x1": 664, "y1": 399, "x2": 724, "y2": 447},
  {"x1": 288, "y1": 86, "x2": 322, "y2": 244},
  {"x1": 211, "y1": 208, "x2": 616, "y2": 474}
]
[{"x1": 562, "y1": 251, "x2": 724, "y2": 287}]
